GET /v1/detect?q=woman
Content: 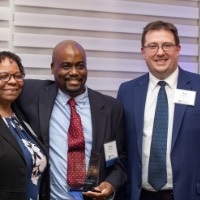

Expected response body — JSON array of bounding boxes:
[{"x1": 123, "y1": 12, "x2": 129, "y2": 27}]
[{"x1": 0, "y1": 51, "x2": 47, "y2": 200}]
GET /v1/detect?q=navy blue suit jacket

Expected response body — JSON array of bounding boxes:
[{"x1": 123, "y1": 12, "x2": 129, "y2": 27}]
[{"x1": 117, "y1": 67, "x2": 200, "y2": 200}]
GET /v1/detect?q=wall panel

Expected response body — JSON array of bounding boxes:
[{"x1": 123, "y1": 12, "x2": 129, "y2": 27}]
[
  {"x1": 3, "y1": 0, "x2": 199, "y2": 97},
  {"x1": 0, "y1": 1, "x2": 10, "y2": 51}
]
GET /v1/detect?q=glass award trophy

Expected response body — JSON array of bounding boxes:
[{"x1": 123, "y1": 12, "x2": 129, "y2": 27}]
[
  {"x1": 70, "y1": 152, "x2": 101, "y2": 192},
  {"x1": 83, "y1": 152, "x2": 100, "y2": 192}
]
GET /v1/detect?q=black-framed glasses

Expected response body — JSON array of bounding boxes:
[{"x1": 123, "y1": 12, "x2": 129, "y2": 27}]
[
  {"x1": 0, "y1": 72, "x2": 25, "y2": 82},
  {"x1": 143, "y1": 43, "x2": 177, "y2": 52}
]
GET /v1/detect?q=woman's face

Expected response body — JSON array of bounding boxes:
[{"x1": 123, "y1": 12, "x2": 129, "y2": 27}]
[{"x1": 0, "y1": 57, "x2": 24, "y2": 105}]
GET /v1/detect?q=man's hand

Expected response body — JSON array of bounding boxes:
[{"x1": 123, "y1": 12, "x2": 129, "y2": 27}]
[{"x1": 83, "y1": 181, "x2": 114, "y2": 200}]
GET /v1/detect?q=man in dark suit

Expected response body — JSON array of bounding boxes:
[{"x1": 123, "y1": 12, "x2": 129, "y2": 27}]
[
  {"x1": 17, "y1": 40, "x2": 126, "y2": 200},
  {"x1": 117, "y1": 20, "x2": 200, "y2": 200}
]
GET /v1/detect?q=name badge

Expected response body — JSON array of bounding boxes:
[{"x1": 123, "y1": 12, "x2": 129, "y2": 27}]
[
  {"x1": 174, "y1": 89, "x2": 196, "y2": 106},
  {"x1": 104, "y1": 140, "x2": 118, "y2": 167}
]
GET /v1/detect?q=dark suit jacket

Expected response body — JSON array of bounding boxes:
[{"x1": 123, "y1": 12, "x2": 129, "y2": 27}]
[
  {"x1": 117, "y1": 67, "x2": 200, "y2": 200},
  {"x1": 16, "y1": 79, "x2": 127, "y2": 200},
  {"x1": 0, "y1": 104, "x2": 48, "y2": 200}
]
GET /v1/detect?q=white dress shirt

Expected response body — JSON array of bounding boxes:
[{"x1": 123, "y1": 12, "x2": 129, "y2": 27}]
[{"x1": 142, "y1": 67, "x2": 179, "y2": 191}]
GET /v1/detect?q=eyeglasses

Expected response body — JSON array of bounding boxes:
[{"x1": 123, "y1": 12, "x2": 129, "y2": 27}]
[
  {"x1": 143, "y1": 43, "x2": 177, "y2": 52},
  {"x1": 0, "y1": 72, "x2": 25, "y2": 82}
]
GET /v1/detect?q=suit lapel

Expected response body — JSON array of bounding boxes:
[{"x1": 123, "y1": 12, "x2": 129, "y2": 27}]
[
  {"x1": 0, "y1": 116, "x2": 25, "y2": 159},
  {"x1": 171, "y1": 68, "x2": 192, "y2": 151},
  {"x1": 88, "y1": 89, "x2": 107, "y2": 153},
  {"x1": 39, "y1": 84, "x2": 58, "y2": 148},
  {"x1": 134, "y1": 74, "x2": 149, "y2": 158}
]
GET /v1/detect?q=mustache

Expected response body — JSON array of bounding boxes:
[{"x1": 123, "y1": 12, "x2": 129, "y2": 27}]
[{"x1": 64, "y1": 76, "x2": 83, "y2": 81}]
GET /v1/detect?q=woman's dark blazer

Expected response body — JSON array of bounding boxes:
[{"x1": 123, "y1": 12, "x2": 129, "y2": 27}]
[{"x1": 0, "y1": 103, "x2": 48, "y2": 200}]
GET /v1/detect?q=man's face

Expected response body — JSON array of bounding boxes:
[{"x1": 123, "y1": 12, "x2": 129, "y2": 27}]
[
  {"x1": 141, "y1": 29, "x2": 181, "y2": 80},
  {"x1": 51, "y1": 45, "x2": 87, "y2": 97}
]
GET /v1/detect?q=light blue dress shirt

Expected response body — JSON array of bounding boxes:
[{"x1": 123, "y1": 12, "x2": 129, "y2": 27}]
[{"x1": 49, "y1": 88, "x2": 92, "y2": 200}]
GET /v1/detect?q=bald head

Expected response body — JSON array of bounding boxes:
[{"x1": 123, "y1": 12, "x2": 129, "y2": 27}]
[{"x1": 52, "y1": 40, "x2": 86, "y2": 64}]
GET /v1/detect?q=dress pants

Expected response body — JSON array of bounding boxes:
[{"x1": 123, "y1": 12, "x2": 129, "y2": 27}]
[{"x1": 139, "y1": 189, "x2": 174, "y2": 200}]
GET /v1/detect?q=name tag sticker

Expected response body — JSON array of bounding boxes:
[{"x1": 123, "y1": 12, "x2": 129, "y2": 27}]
[
  {"x1": 104, "y1": 141, "x2": 118, "y2": 167},
  {"x1": 174, "y1": 89, "x2": 196, "y2": 106}
]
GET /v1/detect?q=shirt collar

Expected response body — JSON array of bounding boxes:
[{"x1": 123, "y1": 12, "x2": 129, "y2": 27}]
[
  {"x1": 149, "y1": 67, "x2": 179, "y2": 91},
  {"x1": 57, "y1": 87, "x2": 89, "y2": 108}
]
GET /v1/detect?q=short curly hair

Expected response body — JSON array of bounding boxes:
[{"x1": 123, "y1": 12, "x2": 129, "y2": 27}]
[{"x1": 0, "y1": 51, "x2": 25, "y2": 75}]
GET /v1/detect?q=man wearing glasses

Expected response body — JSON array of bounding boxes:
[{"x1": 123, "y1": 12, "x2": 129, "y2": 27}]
[{"x1": 117, "y1": 21, "x2": 200, "y2": 200}]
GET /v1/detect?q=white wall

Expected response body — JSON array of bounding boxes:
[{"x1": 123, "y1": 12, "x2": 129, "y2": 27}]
[{"x1": 0, "y1": 0, "x2": 199, "y2": 97}]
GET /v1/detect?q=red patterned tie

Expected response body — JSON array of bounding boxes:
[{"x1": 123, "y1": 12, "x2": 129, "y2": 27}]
[{"x1": 67, "y1": 98, "x2": 86, "y2": 189}]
